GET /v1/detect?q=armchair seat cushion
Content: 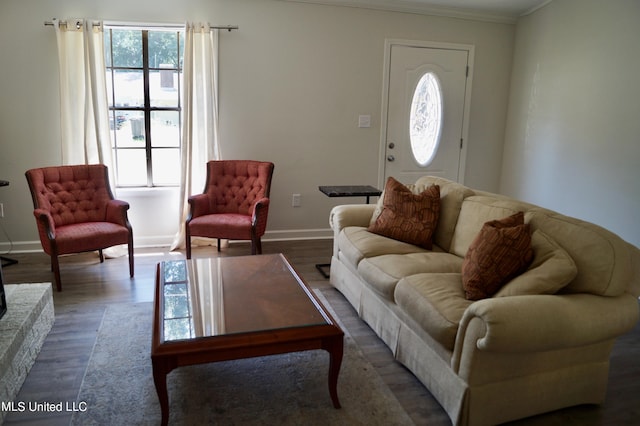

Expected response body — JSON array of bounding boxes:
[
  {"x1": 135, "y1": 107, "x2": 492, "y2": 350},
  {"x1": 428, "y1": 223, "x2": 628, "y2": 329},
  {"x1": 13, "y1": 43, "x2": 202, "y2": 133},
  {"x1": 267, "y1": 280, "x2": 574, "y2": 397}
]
[
  {"x1": 189, "y1": 213, "x2": 253, "y2": 240},
  {"x1": 54, "y1": 222, "x2": 131, "y2": 255}
]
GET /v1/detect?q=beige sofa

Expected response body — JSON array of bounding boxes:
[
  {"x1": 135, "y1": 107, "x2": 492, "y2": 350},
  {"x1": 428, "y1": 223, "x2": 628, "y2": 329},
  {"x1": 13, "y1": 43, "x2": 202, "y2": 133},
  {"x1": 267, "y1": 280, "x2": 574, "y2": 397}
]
[{"x1": 329, "y1": 176, "x2": 640, "y2": 426}]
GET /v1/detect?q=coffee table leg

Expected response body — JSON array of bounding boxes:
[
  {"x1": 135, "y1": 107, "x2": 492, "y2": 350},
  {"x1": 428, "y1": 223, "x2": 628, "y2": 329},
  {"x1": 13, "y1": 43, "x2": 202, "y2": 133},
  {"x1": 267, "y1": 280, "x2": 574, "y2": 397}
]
[
  {"x1": 152, "y1": 359, "x2": 171, "y2": 426},
  {"x1": 325, "y1": 336, "x2": 344, "y2": 409}
]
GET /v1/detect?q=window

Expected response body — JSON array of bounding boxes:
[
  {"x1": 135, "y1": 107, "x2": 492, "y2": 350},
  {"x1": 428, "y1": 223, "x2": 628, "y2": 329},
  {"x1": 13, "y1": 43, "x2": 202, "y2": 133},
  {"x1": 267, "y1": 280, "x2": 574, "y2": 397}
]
[
  {"x1": 409, "y1": 72, "x2": 443, "y2": 166},
  {"x1": 104, "y1": 26, "x2": 185, "y2": 187}
]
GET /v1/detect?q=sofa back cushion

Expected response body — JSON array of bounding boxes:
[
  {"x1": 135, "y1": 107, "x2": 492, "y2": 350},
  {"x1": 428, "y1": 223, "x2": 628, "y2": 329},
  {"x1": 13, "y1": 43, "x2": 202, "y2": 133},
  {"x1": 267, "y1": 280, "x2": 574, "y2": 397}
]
[
  {"x1": 451, "y1": 195, "x2": 636, "y2": 297},
  {"x1": 366, "y1": 176, "x2": 638, "y2": 298},
  {"x1": 450, "y1": 196, "x2": 531, "y2": 258},
  {"x1": 495, "y1": 229, "x2": 577, "y2": 297},
  {"x1": 413, "y1": 176, "x2": 475, "y2": 252},
  {"x1": 527, "y1": 208, "x2": 635, "y2": 297}
]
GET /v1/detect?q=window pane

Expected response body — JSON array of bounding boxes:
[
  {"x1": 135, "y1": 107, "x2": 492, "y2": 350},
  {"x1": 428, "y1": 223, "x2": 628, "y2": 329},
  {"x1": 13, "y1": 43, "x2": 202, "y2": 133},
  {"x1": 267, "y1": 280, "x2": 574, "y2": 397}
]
[
  {"x1": 148, "y1": 31, "x2": 179, "y2": 68},
  {"x1": 113, "y1": 70, "x2": 144, "y2": 107},
  {"x1": 151, "y1": 111, "x2": 180, "y2": 147},
  {"x1": 150, "y1": 69, "x2": 180, "y2": 107},
  {"x1": 409, "y1": 72, "x2": 443, "y2": 166},
  {"x1": 112, "y1": 111, "x2": 145, "y2": 148},
  {"x1": 110, "y1": 30, "x2": 142, "y2": 68},
  {"x1": 152, "y1": 148, "x2": 181, "y2": 185},
  {"x1": 108, "y1": 110, "x2": 126, "y2": 132},
  {"x1": 116, "y1": 149, "x2": 147, "y2": 186}
]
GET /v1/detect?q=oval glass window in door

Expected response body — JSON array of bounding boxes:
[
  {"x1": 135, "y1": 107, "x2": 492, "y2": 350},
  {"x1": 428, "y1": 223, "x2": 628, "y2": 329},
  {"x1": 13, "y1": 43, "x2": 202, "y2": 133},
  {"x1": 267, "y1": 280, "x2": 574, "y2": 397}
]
[{"x1": 409, "y1": 72, "x2": 443, "y2": 166}]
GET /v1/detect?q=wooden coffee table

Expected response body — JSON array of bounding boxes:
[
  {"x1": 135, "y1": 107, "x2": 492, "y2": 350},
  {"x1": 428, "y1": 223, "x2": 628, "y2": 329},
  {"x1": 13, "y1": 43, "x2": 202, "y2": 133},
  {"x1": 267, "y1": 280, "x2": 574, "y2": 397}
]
[{"x1": 151, "y1": 254, "x2": 344, "y2": 425}]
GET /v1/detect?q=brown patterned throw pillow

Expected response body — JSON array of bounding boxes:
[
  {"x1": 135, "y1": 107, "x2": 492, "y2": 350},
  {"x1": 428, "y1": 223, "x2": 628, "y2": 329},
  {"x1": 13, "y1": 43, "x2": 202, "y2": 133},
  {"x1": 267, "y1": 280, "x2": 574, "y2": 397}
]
[
  {"x1": 368, "y1": 177, "x2": 440, "y2": 249},
  {"x1": 462, "y1": 212, "x2": 534, "y2": 300}
]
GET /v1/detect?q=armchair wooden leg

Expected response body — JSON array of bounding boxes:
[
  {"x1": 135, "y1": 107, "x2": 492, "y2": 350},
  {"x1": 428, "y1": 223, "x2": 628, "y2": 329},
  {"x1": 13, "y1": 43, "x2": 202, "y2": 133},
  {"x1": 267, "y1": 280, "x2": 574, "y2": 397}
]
[
  {"x1": 99, "y1": 249, "x2": 104, "y2": 263},
  {"x1": 251, "y1": 237, "x2": 262, "y2": 255},
  {"x1": 217, "y1": 239, "x2": 221, "y2": 252},
  {"x1": 128, "y1": 242, "x2": 134, "y2": 278},
  {"x1": 186, "y1": 227, "x2": 192, "y2": 259},
  {"x1": 51, "y1": 256, "x2": 62, "y2": 292}
]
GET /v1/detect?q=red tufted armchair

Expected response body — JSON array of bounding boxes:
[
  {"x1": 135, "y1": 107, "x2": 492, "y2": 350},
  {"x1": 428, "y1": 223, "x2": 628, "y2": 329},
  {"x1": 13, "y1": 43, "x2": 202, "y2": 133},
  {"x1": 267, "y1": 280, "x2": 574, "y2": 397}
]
[
  {"x1": 25, "y1": 164, "x2": 134, "y2": 291},
  {"x1": 186, "y1": 160, "x2": 274, "y2": 258}
]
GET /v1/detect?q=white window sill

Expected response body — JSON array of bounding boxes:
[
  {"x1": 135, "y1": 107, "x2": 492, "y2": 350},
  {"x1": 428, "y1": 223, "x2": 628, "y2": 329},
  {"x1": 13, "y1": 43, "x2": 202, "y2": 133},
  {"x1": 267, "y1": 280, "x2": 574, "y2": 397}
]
[{"x1": 115, "y1": 186, "x2": 179, "y2": 199}]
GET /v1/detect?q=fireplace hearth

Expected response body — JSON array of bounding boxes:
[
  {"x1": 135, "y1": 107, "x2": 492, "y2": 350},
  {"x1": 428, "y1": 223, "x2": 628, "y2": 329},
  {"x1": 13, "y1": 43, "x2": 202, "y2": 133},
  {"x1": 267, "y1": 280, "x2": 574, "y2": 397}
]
[
  {"x1": 0, "y1": 283, "x2": 54, "y2": 422},
  {"x1": 0, "y1": 266, "x2": 6, "y2": 320}
]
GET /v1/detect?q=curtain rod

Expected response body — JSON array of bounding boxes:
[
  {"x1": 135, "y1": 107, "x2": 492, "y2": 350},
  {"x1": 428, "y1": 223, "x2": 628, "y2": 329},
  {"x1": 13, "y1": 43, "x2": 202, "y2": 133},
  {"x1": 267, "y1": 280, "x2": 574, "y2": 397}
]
[{"x1": 44, "y1": 20, "x2": 238, "y2": 31}]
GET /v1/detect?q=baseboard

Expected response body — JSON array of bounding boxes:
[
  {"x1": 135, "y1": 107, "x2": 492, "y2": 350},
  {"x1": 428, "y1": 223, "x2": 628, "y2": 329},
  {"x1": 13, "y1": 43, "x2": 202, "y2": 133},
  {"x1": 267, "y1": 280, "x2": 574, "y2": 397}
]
[
  {"x1": 263, "y1": 228, "x2": 333, "y2": 241},
  {"x1": 0, "y1": 241, "x2": 43, "y2": 254},
  {"x1": 0, "y1": 229, "x2": 333, "y2": 253}
]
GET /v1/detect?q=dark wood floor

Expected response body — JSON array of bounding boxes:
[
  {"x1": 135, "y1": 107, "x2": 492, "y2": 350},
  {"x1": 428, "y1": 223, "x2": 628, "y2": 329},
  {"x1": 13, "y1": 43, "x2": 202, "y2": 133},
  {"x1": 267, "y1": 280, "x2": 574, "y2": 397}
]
[{"x1": 1, "y1": 240, "x2": 639, "y2": 425}]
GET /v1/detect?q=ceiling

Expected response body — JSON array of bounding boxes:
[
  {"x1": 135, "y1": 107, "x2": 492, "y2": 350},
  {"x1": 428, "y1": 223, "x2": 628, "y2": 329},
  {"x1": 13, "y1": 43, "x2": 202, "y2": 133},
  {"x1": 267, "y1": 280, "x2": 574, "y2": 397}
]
[{"x1": 283, "y1": 0, "x2": 552, "y2": 22}]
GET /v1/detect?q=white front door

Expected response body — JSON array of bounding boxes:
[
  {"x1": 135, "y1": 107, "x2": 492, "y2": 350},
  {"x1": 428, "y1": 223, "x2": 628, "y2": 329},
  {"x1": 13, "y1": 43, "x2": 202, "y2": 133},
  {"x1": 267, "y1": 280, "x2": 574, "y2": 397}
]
[{"x1": 380, "y1": 41, "x2": 472, "y2": 186}]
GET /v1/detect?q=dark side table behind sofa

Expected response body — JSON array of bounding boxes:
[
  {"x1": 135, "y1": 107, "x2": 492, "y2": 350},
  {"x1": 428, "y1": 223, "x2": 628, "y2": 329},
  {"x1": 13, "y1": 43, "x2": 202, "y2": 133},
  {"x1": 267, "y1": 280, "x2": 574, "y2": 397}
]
[{"x1": 317, "y1": 185, "x2": 382, "y2": 278}]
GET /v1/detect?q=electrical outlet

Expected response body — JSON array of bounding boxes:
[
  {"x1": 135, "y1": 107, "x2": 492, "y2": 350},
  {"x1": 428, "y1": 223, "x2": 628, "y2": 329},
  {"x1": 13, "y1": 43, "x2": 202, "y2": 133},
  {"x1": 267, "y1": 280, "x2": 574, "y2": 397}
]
[{"x1": 292, "y1": 194, "x2": 301, "y2": 207}]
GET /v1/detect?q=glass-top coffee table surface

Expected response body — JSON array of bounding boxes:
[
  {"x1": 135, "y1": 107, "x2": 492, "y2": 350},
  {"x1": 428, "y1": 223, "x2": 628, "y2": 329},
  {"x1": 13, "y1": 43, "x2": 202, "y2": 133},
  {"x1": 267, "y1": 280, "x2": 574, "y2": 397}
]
[{"x1": 159, "y1": 254, "x2": 330, "y2": 341}]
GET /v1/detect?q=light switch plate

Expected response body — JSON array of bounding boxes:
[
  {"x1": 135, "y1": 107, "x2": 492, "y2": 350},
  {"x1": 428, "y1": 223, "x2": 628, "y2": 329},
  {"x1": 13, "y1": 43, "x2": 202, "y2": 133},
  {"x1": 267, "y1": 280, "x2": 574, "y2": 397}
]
[{"x1": 358, "y1": 115, "x2": 371, "y2": 128}]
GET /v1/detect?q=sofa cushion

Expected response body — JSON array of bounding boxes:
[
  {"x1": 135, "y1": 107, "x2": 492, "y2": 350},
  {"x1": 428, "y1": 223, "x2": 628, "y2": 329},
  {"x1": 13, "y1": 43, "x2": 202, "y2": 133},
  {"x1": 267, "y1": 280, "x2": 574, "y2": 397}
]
[
  {"x1": 358, "y1": 251, "x2": 463, "y2": 301},
  {"x1": 450, "y1": 196, "x2": 535, "y2": 258},
  {"x1": 395, "y1": 273, "x2": 472, "y2": 351},
  {"x1": 527, "y1": 209, "x2": 634, "y2": 297},
  {"x1": 495, "y1": 229, "x2": 577, "y2": 297},
  {"x1": 337, "y1": 226, "x2": 428, "y2": 268},
  {"x1": 462, "y1": 212, "x2": 534, "y2": 300},
  {"x1": 368, "y1": 177, "x2": 440, "y2": 249}
]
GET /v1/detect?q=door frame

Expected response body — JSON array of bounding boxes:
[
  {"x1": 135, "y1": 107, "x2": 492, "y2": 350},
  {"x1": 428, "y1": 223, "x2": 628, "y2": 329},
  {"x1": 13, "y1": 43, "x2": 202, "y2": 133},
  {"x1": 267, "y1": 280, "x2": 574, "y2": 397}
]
[{"x1": 378, "y1": 39, "x2": 475, "y2": 189}]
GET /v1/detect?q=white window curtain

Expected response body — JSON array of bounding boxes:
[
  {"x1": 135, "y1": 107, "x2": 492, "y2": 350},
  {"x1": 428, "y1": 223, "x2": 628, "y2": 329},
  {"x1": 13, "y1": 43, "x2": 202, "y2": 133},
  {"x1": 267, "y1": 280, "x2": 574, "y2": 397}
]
[
  {"x1": 171, "y1": 23, "x2": 221, "y2": 250},
  {"x1": 53, "y1": 18, "x2": 124, "y2": 258},
  {"x1": 53, "y1": 18, "x2": 113, "y2": 174}
]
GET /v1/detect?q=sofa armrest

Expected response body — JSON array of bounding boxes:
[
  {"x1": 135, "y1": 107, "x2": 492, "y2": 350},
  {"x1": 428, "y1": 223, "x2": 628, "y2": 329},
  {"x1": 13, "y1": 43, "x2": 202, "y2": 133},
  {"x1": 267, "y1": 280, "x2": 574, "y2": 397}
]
[
  {"x1": 453, "y1": 293, "x2": 639, "y2": 361},
  {"x1": 329, "y1": 204, "x2": 376, "y2": 234}
]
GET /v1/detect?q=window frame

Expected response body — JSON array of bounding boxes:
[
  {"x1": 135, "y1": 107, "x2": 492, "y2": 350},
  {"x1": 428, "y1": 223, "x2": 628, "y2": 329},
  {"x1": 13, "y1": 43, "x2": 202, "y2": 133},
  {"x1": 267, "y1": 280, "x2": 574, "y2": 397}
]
[
  {"x1": 409, "y1": 71, "x2": 443, "y2": 167},
  {"x1": 104, "y1": 25, "x2": 184, "y2": 188}
]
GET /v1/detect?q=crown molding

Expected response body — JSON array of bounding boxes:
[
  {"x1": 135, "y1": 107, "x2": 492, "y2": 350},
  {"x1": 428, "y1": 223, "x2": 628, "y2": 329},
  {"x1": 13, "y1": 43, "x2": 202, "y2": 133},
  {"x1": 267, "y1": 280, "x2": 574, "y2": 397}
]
[
  {"x1": 278, "y1": 0, "x2": 520, "y2": 24},
  {"x1": 520, "y1": 0, "x2": 553, "y2": 17}
]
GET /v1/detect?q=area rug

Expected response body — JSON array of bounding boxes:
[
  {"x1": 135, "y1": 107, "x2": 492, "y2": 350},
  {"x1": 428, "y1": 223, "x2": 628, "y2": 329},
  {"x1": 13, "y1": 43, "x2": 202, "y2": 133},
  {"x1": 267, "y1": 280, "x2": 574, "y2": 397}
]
[{"x1": 71, "y1": 291, "x2": 414, "y2": 425}]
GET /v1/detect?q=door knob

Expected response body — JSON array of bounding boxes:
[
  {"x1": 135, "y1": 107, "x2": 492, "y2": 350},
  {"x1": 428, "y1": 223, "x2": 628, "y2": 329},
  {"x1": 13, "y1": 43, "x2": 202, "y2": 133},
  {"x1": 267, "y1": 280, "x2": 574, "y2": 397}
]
[{"x1": 387, "y1": 155, "x2": 395, "y2": 162}]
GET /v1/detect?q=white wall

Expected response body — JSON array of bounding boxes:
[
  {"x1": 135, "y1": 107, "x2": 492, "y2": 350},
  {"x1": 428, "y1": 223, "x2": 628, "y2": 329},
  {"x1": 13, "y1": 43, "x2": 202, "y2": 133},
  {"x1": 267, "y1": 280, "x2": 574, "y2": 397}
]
[
  {"x1": 501, "y1": 0, "x2": 640, "y2": 248},
  {"x1": 0, "y1": 0, "x2": 514, "y2": 250}
]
